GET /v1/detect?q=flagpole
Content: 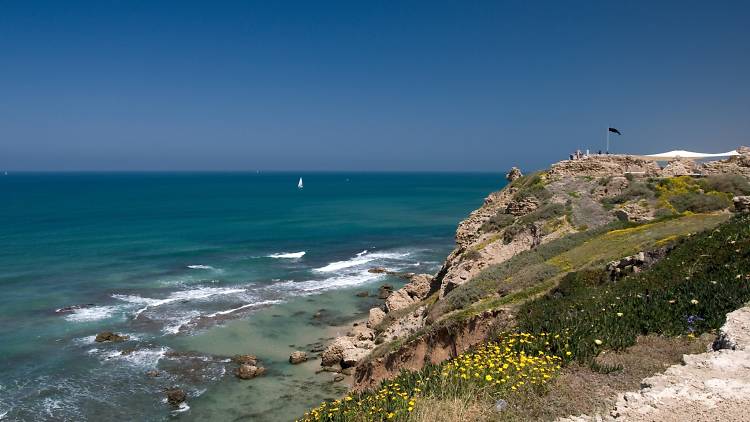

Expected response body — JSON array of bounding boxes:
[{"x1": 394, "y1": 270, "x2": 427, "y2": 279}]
[{"x1": 606, "y1": 126, "x2": 610, "y2": 153}]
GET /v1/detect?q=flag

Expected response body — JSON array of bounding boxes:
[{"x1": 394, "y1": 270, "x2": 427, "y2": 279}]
[{"x1": 608, "y1": 127, "x2": 622, "y2": 135}]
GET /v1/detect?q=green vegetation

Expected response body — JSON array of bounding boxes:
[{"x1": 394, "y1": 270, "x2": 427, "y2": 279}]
[
  {"x1": 601, "y1": 182, "x2": 653, "y2": 206},
  {"x1": 480, "y1": 212, "x2": 515, "y2": 233},
  {"x1": 300, "y1": 214, "x2": 750, "y2": 422},
  {"x1": 517, "y1": 213, "x2": 750, "y2": 363},
  {"x1": 698, "y1": 174, "x2": 750, "y2": 196}
]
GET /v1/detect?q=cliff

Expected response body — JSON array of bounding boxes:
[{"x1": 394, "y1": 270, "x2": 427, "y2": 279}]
[{"x1": 316, "y1": 148, "x2": 750, "y2": 398}]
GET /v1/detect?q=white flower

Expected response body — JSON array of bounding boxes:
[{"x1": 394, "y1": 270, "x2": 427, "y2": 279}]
[
  {"x1": 690, "y1": 299, "x2": 699, "y2": 305},
  {"x1": 594, "y1": 339, "x2": 603, "y2": 346}
]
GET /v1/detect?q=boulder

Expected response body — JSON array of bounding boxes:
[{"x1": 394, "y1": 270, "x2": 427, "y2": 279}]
[
  {"x1": 734, "y1": 196, "x2": 750, "y2": 213},
  {"x1": 235, "y1": 364, "x2": 265, "y2": 379},
  {"x1": 289, "y1": 351, "x2": 308, "y2": 364},
  {"x1": 368, "y1": 267, "x2": 388, "y2": 274},
  {"x1": 94, "y1": 331, "x2": 129, "y2": 343},
  {"x1": 232, "y1": 354, "x2": 258, "y2": 365},
  {"x1": 341, "y1": 347, "x2": 369, "y2": 368},
  {"x1": 164, "y1": 387, "x2": 187, "y2": 407},
  {"x1": 385, "y1": 289, "x2": 414, "y2": 313},
  {"x1": 366, "y1": 307, "x2": 386, "y2": 328},
  {"x1": 320, "y1": 337, "x2": 354, "y2": 366},
  {"x1": 506, "y1": 167, "x2": 523, "y2": 182},
  {"x1": 349, "y1": 325, "x2": 374, "y2": 341},
  {"x1": 404, "y1": 274, "x2": 434, "y2": 300},
  {"x1": 377, "y1": 284, "x2": 394, "y2": 299}
]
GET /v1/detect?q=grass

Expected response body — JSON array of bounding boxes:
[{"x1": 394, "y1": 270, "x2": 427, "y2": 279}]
[{"x1": 428, "y1": 213, "x2": 727, "y2": 323}]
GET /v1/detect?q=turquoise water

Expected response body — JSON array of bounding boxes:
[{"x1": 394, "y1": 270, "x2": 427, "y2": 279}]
[{"x1": 0, "y1": 172, "x2": 504, "y2": 421}]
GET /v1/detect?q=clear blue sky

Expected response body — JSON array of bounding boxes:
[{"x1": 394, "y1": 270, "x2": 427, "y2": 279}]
[{"x1": 1, "y1": 1, "x2": 749, "y2": 171}]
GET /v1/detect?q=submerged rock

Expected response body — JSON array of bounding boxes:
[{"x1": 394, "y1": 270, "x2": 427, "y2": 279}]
[
  {"x1": 355, "y1": 291, "x2": 369, "y2": 297},
  {"x1": 368, "y1": 267, "x2": 388, "y2": 274},
  {"x1": 55, "y1": 304, "x2": 95, "y2": 313},
  {"x1": 94, "y1": 331, "x2": 129, "y2": 343},
  {"x1": 146, "y1": 369, "x2": 161, "y2": 377},
  {"x1": 289, "y1": 351, "x2": 308, "y2": 364},
  {"x1": 377, "y1": 284, "x2": 394, "y2": 299},
  {"x1": 164, "y1": 387, "x2": 187, "y2": 407}
]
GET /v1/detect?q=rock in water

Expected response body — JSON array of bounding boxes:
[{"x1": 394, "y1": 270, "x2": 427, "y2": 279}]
[
  {"x1": 289, "y1": 351, "x2": 308, "y2": 364},
  {"x1": 145, "y1": 370, "x2": 160, "y2": 377},
  {"x1": 368, "y1": 267, "x2": 388, "y2": 274},
  {"x1": 236, "y1": 364, "x2": 265, "y2": 379},
  {"x1": 164, "y1": 387, "x2": 187, "y2": 407},
  {"x1": 355, "y1": 291, "x2": 369, "y2": 297},
  {"x1": 94, "y1": 331, "x2": 129, "y2": 343},
  {"x1": 377, "y1": 284, "x2": 394, "y2": 299}
]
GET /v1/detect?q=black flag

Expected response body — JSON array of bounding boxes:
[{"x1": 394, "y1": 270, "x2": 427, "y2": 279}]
[{"x1": 608, "y1": 127, "x2": 622, "y2": 135}]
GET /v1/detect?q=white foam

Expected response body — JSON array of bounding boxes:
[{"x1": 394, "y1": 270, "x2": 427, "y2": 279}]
[
  {"x1": 63, "y1": 306, "x2": 118, "y2": 322},
  {"x1": 267, "y1": 251, "x2": 306, "y2": 259},
  {"x1": 113, "y1": 286, "x2": 247, "y2": 318},
  {"x1": 119, "y1": 347, "x2": 168, "y2": 367},
  {"x1": 172, "y1": 402, "x2": 190, "y2": 413},
  {"x1": 187, "y1": 264, "x2": 214, "y2": 270},
  {"x1": 313, "y1": 250, "x2": 411, "y2": 273},
  {"x1": 275, "y1": 269, "x2": 382, "y2": 293},
  {"x1": 205, "y1": 300, "x2": 283, "y2": 318}
]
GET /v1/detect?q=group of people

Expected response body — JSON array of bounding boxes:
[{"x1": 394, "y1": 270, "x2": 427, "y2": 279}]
[{"x1": 569, "y1": 149, "x2": 609, "y2": 160}]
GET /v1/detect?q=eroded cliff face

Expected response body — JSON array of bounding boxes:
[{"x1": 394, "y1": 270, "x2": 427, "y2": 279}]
[
  {"x1": 323, "y1": 149, "x2": 750, "y2": 391},
  {"x1": 352, "y1": 309, "x2": 513, "y2": 391}
]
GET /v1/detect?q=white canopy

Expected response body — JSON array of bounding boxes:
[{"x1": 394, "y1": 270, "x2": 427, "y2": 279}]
[{"x1": 641, "y1": 149, "x2": 740, "y2": 160}]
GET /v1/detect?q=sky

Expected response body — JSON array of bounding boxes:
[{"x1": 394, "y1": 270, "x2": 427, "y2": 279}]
[{"x1": 1, "y1": 1, "x2": 749, "y2": 171}]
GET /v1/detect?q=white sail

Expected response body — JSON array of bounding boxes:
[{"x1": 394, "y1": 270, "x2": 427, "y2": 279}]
[{"x1": 297, "y1": 177, "x2": 303, "y2": 189}]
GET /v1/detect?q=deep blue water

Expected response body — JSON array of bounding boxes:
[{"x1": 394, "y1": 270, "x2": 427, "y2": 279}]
[{"x1": 0, "y1": 172, "x2": 504, "y2": 421}]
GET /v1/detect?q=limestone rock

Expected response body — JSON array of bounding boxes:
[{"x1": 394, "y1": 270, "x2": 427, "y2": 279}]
[
  {"x1": 661, "y1": 159, "x2": 701, "y2": 177},
  {"x1": 505, "y1": 196, "x2": 539, "y2": 216},
  {"x1": 366, "y1": 307, "x2": 386, "y2": 328},
  {"x1": 341, "y1": 347, "x2": 369, "y2": 368},
  {"x1": 349, "y1": 325, "x2": 375, "y2": 341},
  {"x1": 320, "y1": 337, "x2": 354, "y2": 366},
  {"x1": 289, "y1": 351, "x2": 308, "y2": 364},
  {"x1": 235, "y1": 364, "x2": 265, "y2": 379},
  {"x1": 385, "y1": 289, "x2": 414, "y2": 313},
  {"x1": 734, "y1": 196, "x2": 750, "y2": 213},
  {"x1": 506, "y1": 166, "x2": 523, "y2": 182},
  {"x1": 403, "y1": 273, "x2": 434, "y2": 300}
]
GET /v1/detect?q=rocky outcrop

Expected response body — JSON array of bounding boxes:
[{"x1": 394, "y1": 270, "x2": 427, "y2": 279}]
[
  {"x1": 321, "y1": 337, "x2": 355, "y2": 367},
  {"x1": 605, "y1": 246, "x2": 671, "y2": 281},
  {"x1": 661, "y1": 159, "x2": 701, "y2": 177},
  {"x1": 734, "y1": 196, "x2": 750, "y2": 213},
  {"x1": 366, "y1": 308, "x2": 386, "y2": 328},
  {"x1": 613, "y1": 202, "x2": 654, "y2": 223},
  {"x1": 289, "y1": 351, "x2": 308, "y2": 364},
  {"x1": 95, "y1": 332, "x2": 129, "y2": 343},
  {"x1": 548, "y1": 155, "x2": 661, "y2": 179},
  {"x1": 557, "y1": 305, "x2": 750, "y2": 422},
  {"x1": 232, "y1": 354, "x2": 258, "y2": 365},
  {"x1": 506, "y1": 166, "x2": 523, "y2": 182},
  {"x1": 385, "y1": 289, "x2": 414, "y2": 313},
  {"x1": 702, "y1": 146, "x2": 750, "y2": 178},
  {"x1": 377, "y1": 284, "x2": 394, "y2": 299}
]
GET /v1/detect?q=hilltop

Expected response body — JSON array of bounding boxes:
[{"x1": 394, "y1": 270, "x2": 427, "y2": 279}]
[{"x1": 302, "y1": 149, "x2": 750, "y2": 421}]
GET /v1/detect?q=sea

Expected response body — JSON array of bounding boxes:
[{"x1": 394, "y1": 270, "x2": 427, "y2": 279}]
[{"x1": 0, "y1": 172, "x2": 504, "y2": 421}]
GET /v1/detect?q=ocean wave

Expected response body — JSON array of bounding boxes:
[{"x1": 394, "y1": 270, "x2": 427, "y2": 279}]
[
  {"x1": 187, "y1": 264, "x2": 214, "y2": 270},
  {"x1": 63, "y1": 306, "x2": 118, "y2": 323},
  {"x1": 113, "y1": 286, "x2": 247, "y2": 318},
  {"x1": 267, "y1": 251, "x2": 306, "y2": 259},
  {"x1": 313, "y1": 250, "x2": 411, "y2": 273},
  {"x1": 205, "y1": 300, "x2": 284, "y2": 318},
  {"x1": 274, "y1": 269, "x2": 383, "y2": 293}
]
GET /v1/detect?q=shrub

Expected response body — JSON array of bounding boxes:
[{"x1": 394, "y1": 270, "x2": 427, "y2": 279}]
[
  {"x1": 668, "y1": 191, "x2": 731, "y2": 213},
  {"x1": 699, "y1": 174, "x2": 750, "y2": 196},
  {"x1": 463, "y1": 249, "x2": 482, "y2": 262},
  {"x1": 601, "y1": 183, "x2": 654, "y2": 206},
  {"x1": 598, "y1": 176, "x2": 612, "y2": 186},
  {"x1": 503, "y1": 224, "x2": 526, "y2": 244},
  {"x1": 481, "y1": 212, "x2": 515, "y2": 233},
  {"x1": 519, "y1": 203, "x2": 566, "y2": 225}
]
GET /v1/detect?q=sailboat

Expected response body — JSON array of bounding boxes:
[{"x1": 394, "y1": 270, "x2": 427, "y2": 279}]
[{"x1": 297, "y1": 177, "x2": 304, "y2": 189}]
